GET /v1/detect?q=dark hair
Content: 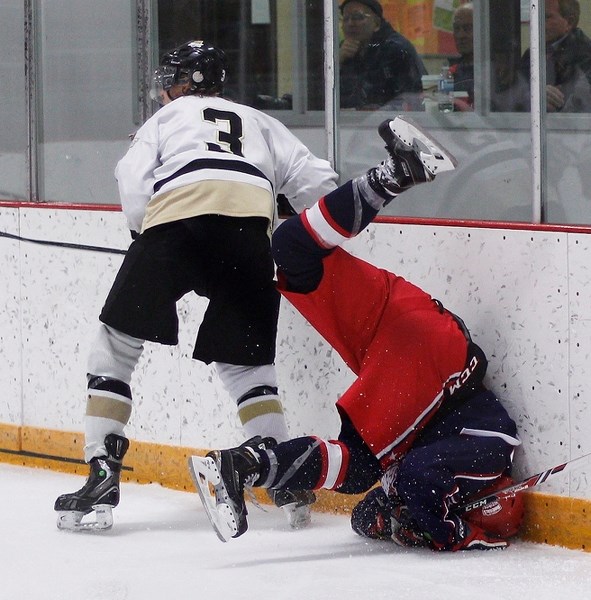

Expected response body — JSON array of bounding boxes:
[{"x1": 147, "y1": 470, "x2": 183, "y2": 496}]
[
  {"x1": 557, "y1": 0, "x2": 580, "y2": 27},
  {"x1": 340, "y1": 0, "x2": 384, "y2": 19}
]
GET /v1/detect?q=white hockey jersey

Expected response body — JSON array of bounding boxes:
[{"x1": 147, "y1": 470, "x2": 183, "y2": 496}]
[{"x1": 115, "y1": 95, "x2": 338, "y2": 233}]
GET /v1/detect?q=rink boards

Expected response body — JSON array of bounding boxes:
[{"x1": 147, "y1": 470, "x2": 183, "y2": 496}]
[{"x1": 1, "y1": 204, "x2": 591, "y2": 550}]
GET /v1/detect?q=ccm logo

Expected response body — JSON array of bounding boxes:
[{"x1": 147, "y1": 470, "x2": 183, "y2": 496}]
[{"x1": 447, "y1": 355, "x2": 479, "y2": 396}]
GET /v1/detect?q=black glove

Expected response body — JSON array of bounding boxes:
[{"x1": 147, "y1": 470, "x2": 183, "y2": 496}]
[{"x1": 351, "y1": 487, "x2": 402, "y2": 540}]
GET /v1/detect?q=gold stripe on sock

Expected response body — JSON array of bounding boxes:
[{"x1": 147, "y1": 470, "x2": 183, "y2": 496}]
[
  {"x1": 238, "y1": 398, "x2": 284, "y2": 425},
  {"x1": 86, "y1": 394, "x2": 132, "y2": 425}
]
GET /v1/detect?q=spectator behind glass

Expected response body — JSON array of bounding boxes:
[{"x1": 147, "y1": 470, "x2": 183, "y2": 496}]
[
  {"x1": 339, "y1": 0, "x2": 427, "y2": 110},
  {"x1": 450, "y1": 3, "x2": 475, "y2": 111},
  {"x1": 520, "y1": 0, "x2": 591, "y2": 112}
]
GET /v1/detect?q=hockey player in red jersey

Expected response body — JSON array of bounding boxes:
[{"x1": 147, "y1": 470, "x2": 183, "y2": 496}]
[{"x1": 190, "y1": 116, "x2": 523, "y2": 550}]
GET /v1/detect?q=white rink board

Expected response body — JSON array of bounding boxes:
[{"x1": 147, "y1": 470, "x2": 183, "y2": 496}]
[
  {"x1": 0, "y1": 207, "x2": 589, "y2": 499},
  {"x1": 0, "y1": 208, "x2": 22, "y2": 426}
]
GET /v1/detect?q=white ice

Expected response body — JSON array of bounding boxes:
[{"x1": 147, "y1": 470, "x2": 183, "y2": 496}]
[{"x1": 4, "y1": 462, "x2": 591, "y2": 600}]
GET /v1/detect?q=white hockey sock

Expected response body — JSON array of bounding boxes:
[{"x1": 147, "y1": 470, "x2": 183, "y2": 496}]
[
  {"x1": 87, "y1": 323, "x2": 144, "y2": 384},
  {"x1": 214, "y1": 362, "x2": 290, "y2": 442}
]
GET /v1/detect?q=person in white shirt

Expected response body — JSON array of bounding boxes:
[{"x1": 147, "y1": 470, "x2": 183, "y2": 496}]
[{"x1": 54, "y1": 41, "x2": 338, "y2": 532}]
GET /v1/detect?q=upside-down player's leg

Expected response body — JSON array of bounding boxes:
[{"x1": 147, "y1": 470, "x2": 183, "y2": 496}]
[
  {"x1": 272, "y1": 116, "x2": 457, "y2": 369},
  {"x1": 212, "y1": 363, "x2": 316, "y2": 529},
  {"x1": 272, "y1": 115, "x2": 457, "y2": 295},
  {"x1": 191, "y1": 416, "x2": 382, "y2": 540}
]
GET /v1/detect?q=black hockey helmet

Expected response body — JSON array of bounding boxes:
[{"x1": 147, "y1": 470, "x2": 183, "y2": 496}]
[{"x1": 151, "y1": 40, "x2": 227, "y2": 101}]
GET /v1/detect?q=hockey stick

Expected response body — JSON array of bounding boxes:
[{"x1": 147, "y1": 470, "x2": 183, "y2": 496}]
[{"x1": 456, "y1": 452, "x2": 591, "y2": 515}]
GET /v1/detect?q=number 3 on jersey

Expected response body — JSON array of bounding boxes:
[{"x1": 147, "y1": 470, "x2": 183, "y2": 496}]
[{"x1": 203, "y1": 108, "x2": 244, "y2": 157}]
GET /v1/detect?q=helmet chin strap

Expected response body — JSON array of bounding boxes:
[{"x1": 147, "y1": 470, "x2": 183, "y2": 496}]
[
  {"x1": 157, "y1": 82, "x2": 218, "y2": 106},
  {"x1": 155, "y1": 89, "x2": 170, "y2": 105},
  {"x1": 162, "y1": 86, "x2": 186, "y2": 104}
]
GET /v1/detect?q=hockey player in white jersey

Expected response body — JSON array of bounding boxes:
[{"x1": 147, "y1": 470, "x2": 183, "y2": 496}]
[{"x1": 54, "y1": 41, "x2": 338, "y2": 531}]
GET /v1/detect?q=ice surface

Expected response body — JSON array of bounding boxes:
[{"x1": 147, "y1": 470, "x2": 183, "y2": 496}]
[{"x1": 3, "y1": 463, "x2": 590, "y2": 600}]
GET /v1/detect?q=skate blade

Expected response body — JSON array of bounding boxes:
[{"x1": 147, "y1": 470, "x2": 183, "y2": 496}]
[
  {"x1": 188, "y1": 456, "x2": 237, "y2": 542},
  {"x1": 56, "y1": 504, "x2": 113, "y2": 532},
  {"x1": 388, "y1": 116, "x2": 457, "y2": 176},
  {"x1": 281, "y1": 502, "x2": 312, "y2": 530}
]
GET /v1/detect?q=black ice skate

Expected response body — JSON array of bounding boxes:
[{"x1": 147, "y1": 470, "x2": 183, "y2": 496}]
[
  {"x1": 54, "y1": 434, "x2": 129, "y2": 531},
  {"x1": 189, "y1": 436, "x2": 273, "y2": 542},
  {"x1": 268, "y1": 488, "x2": 316, "y2": 529},
  {"x1": 367, "y1": 116, "x2": 457, "y2": 200}
]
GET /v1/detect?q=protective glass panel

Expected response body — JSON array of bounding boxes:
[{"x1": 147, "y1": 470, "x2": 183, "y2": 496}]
[
  {"x1": 544, "y1": 0, "x2": 591, "y2": 224},
  {"x1": 336, "y1": 0, "x2": 539, "y2": 223},
  {"x1": 155, "y1": 0, "x2": 325, "y2": 112},
  {"x1": 37, "y1": 0, "x2": 136, "y2": 204},
  {"x1": 0, "y1": 1, "x2": 27, "y2": 201},
  {"x1": 336, "y1": 0, "x2": 591, "y2": 224}
]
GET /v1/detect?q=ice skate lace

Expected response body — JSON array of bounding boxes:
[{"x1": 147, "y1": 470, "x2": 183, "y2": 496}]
[
  {"x1": 243, "y1": 477, "x2": 268, "y2": 512},
  {"x1": 374, "y1": 156, "x2": 404, "y2": 192}
]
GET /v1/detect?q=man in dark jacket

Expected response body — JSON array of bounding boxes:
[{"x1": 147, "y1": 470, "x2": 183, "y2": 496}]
[
  {"x1": 449, "y1": 2, "x2": 475, "y2": 111},
  {"x1": 521, "y1": 0, "x2": 591, "y2": 112},
  {"x1": 339, "y1": 0, "x2": 426, "y2": 110}
]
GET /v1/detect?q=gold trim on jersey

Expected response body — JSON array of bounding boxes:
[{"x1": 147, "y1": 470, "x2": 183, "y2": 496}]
[{"x1": 142, "y1": 180, "x2": 274, "y2": 232}]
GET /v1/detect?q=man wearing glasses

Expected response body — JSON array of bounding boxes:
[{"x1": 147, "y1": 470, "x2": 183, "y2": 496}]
[{"x1": 339, "y1": 0, "x2": 426, "y2": 110}]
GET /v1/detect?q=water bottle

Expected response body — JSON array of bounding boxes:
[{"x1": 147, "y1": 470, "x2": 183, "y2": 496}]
[{"x1": 438, "y1": 66, "x2": 454, "y2": 113}]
